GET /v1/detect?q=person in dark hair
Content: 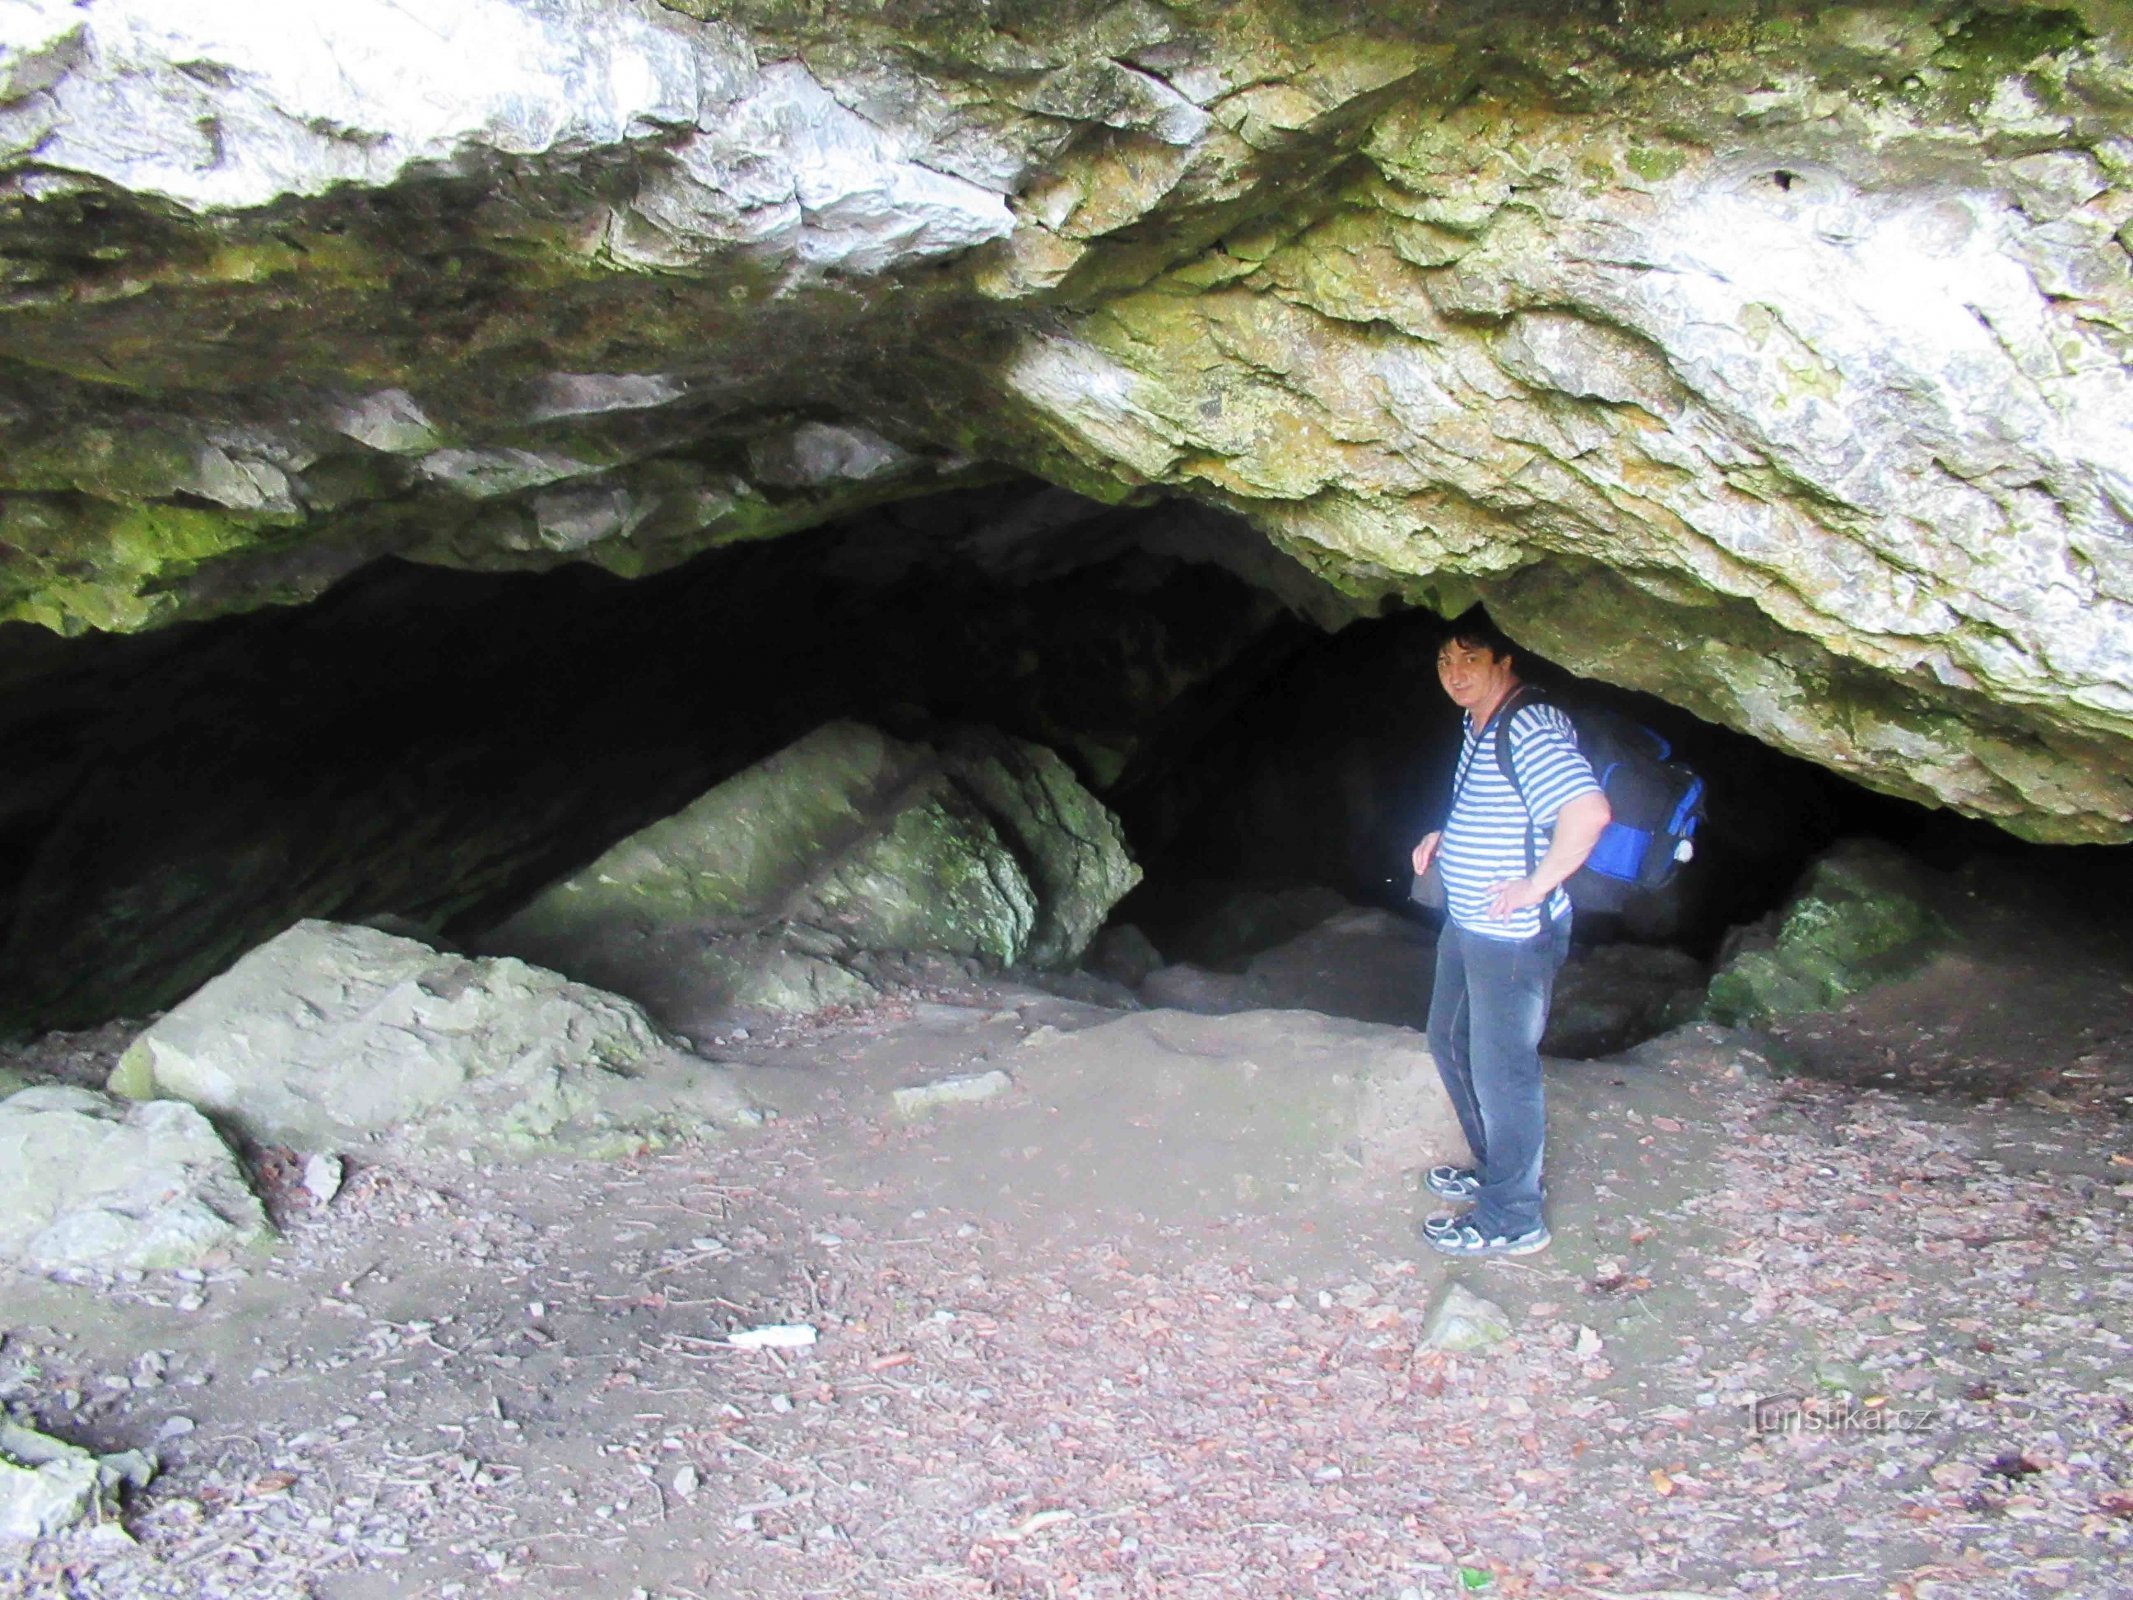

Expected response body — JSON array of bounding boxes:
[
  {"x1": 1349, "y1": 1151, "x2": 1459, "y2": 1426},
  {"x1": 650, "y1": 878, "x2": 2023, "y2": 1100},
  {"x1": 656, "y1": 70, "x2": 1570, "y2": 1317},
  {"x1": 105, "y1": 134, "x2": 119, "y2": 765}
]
[
  {"x1": 1410, "y1": 609, "x2": 1611, "y2": 1257},
  {"x1": 1437, "y1": 610, "x2": 1516, "y2": 660}
]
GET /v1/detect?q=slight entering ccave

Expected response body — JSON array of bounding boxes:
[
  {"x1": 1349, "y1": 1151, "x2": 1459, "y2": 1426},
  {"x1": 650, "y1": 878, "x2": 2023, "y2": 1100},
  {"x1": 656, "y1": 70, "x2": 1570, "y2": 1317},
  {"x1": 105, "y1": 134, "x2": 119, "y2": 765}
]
[
  {"x1": 14, "y1": 4, "x2": 2133, "y2": 1583},
  {"x1": 9, "y1": 478, "x2": 2133, "y2": 1600},
  {"x1": 0, "y1": 483, "x2": 1304, "y2": 1033},
  {"x1": 5, "y1": 478, "x2": 2126, "y2": 1080}
]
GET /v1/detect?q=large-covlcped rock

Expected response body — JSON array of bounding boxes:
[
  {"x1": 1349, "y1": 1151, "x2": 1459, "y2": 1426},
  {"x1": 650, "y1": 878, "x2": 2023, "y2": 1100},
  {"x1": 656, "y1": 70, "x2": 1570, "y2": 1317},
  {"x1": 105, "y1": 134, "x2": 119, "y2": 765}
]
[
  {"x1": 1704, "y1": 840, "x2": 1949, "y2": 1026},
  {"x1": 112, "y1": 920, "x2": 759, "y2": 1156},
  {"x1": 0, "y1": 1420, "x2": 156, "y2": 1543},
  {"x1": 482, "y1": 721, "x2": 1140, "y2": 1022},
  {"x1": 0, "y1": 1086, "x2": 267, "y2": 1271}
]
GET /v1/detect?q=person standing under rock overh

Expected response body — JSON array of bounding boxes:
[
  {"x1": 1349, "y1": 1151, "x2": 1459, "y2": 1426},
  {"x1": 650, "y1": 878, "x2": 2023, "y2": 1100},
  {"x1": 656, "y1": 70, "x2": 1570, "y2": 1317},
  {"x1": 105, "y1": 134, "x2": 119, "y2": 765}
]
[{"x1": 1410, "y1": 611, "x2": 1610, "y2": 1258}]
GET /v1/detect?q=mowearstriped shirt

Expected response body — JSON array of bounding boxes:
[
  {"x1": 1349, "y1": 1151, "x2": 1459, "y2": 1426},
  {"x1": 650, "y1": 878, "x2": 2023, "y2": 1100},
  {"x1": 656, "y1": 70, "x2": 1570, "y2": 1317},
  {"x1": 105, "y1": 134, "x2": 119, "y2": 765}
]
[{"x1": 1441, "y1": 698, "x2": 1601, "y2": 941}]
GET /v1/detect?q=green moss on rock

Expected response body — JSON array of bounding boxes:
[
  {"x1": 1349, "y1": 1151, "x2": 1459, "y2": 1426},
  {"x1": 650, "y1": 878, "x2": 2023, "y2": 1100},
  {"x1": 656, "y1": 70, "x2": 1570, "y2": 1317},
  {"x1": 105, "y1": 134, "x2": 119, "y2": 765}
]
[
  {"x1": 938, "y1": 726, "x2": 1143, "y2": 967},
  {"x1": 1704, "y1": 841, "x2": 1948, "y2": 1028},
  {"x1": 482, "y1": 719, "x2": 1139, "y2": 1020},
  {"x1": 1, "y1": 499, "x2": 288, "y2": 633},
  {"x1": 1917, "y1": 8, "x2": 2092, "y2": 113}
]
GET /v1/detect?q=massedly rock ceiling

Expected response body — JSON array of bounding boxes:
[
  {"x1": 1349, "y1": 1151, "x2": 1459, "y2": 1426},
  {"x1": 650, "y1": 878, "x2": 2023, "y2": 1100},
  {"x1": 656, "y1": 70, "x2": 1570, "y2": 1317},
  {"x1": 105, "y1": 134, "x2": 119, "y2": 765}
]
[{"x1": 1, "y1": 0, "x2": 2131, "y2": 839}]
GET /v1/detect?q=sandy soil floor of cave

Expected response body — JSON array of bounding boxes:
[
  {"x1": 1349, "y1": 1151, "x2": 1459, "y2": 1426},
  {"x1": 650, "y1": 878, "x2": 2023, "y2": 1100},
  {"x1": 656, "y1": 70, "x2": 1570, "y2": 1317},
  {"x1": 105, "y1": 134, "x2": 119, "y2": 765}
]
[{"x1": 4, "y1": 878, "x2": 2133, "y2": 1600}]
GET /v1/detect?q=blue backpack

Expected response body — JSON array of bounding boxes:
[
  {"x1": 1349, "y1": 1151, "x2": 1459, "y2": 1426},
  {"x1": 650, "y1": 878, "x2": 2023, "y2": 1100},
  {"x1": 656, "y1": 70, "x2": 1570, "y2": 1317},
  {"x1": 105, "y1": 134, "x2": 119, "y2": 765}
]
[{"x1": 1490, "y1": 688, "x2": 1706, "y2": 913}]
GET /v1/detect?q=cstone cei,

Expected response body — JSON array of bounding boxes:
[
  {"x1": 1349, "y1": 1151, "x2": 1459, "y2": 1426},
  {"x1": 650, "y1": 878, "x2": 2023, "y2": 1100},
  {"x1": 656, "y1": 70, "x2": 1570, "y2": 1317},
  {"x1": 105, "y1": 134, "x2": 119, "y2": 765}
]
[{"x1": 0, "y1": 4, "x2": 2126, "y2": 843}]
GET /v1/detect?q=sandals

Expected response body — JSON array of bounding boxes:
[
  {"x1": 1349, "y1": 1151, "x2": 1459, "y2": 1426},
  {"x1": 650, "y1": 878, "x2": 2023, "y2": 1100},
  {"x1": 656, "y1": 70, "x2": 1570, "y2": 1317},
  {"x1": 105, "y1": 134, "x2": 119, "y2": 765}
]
[
  {"x1": 1425, "y1": 1164, "x2": 1482, "y2": 1201},
  {"x1": 1420, "y1": 1167, "x2": 1550, "y2": 1255},
  {"x1": 1424, "y1": 1220, "x2": 1552, "y2": 1258}
]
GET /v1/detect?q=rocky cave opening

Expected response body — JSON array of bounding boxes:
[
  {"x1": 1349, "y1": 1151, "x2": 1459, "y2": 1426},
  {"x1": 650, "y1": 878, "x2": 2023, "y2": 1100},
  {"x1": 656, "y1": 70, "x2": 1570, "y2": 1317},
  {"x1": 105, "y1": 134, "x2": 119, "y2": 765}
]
[
  {"x1": 11, "y1": 1, "x2": 2133, "y2": 1583},
  {"x1": 5, "y1": 478, "x2": 2116, "y2": 1057}
]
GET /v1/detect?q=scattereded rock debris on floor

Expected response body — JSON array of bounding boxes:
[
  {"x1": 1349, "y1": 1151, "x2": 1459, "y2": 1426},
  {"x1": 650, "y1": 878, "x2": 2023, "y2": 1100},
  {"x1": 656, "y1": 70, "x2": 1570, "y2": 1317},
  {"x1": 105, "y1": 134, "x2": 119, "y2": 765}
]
[{"x1": 4, "y1": 990, "x2": 2129, "y2": 1600}]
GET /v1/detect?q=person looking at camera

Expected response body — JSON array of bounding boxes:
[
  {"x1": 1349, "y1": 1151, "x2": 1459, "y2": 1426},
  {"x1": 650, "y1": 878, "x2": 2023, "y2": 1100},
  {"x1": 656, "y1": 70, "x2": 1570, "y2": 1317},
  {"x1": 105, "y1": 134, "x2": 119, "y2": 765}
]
[{"x1": 1410, "y1": 611, "x2": 1611, "y2": 1258}]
